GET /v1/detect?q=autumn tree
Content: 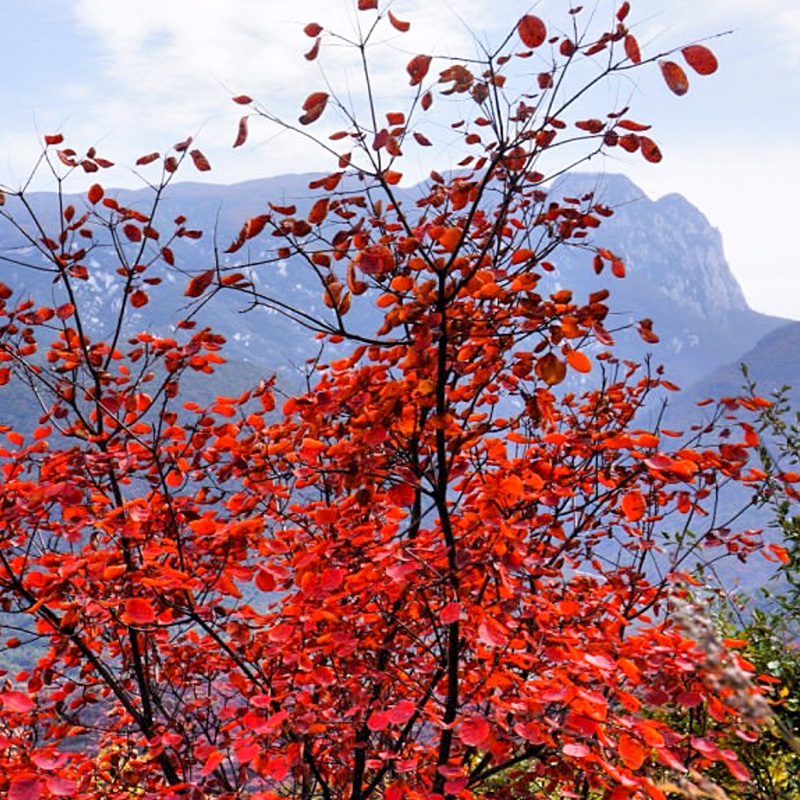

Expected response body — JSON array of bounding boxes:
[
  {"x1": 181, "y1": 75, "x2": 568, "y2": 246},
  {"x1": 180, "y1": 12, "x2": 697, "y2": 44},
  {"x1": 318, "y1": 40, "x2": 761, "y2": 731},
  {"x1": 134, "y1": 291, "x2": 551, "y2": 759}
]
[{"x1": 0, "y1": 3, "x2": 778, "y2": 799}]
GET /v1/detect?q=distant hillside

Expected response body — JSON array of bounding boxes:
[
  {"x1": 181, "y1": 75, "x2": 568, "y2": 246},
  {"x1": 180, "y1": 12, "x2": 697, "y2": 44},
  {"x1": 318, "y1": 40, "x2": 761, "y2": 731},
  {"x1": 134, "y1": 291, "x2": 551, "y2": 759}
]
[{"x1": 0, "y1": 171, "x2": 788, "y2": 388}]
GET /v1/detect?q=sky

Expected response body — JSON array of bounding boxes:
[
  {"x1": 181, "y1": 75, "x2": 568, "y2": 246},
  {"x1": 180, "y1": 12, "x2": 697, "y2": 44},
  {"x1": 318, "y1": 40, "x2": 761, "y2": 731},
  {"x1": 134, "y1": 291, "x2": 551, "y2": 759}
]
[{"x1": 1, "y1": 0, "x2": 798, "y2": 320}]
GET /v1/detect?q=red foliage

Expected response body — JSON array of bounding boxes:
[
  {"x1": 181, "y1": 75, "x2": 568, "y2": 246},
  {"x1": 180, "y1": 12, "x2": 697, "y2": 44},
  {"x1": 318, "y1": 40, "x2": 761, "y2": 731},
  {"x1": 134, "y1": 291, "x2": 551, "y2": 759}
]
[{"x1": 0, "y1": 5, "x2": 753, "y2": 800}]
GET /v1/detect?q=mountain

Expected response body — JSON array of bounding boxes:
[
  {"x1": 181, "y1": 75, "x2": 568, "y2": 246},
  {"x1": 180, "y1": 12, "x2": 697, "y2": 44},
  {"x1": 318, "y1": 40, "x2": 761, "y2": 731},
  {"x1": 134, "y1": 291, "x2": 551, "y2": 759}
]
[
  {"x1": 678, "y1": 321, "x2": 800, "y2": 408},
  {"x1": 547, "y1": 173, "x2": 784, "y2": 387},
  {"x1": 0, "y1": 171, "x2": 787, "y2": 389}
]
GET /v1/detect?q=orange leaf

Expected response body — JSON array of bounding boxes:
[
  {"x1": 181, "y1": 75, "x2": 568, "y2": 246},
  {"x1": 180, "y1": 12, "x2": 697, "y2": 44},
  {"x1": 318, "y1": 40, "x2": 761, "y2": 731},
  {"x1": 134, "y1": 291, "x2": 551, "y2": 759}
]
[
  {"x1": 308, "y1": 198, "x2": 329, "y2": 225},
  {"x1": 566, "y1": 350, "x2": 591, "y2": 373},
  {"x1": 622, "y1": 490, "x2": 646, "y2": 522},
  {"x1": 384, "y1": 170, "x2": 402, "y2": 185},
  {"x1": 45, "y1": 133, "x2": 64, "y2": 146},
  {"x1": 660, "y1": 60, "x2": 689, "y2": 96},
  {"x1": 185, "y1": 270, "x2": 215, "y2": 298},
  {"x1": 682, "y1": 45, "x2": 718, "y2": 76},
  {"x1": 388, "y1": 11, "x2": 410, "y2": 32},
  {"x1": 624, "y1": 34, "x2": 641, "y2": 64},
  {"x1": 407, "y1": 54, "x2": 431, "y2": 87},
  {"x1": 437, "y1": 226, "x2": 462, "y2": 252},
  {"x1": 299, "y1": 92, "x2": 329, "y2": 125},
  {"x1": 135, "y1": 151, "x2": 160, "y2": 166},
  {"x1": 511, "y1": 248, "x2": 535, "y2": 264},
  {"x1": 358, "y1": 0, "x2": 377, "y2": 8},
  {"x1": 190, "y1": 149, "x2": 211, "y2": 171},
  {"x1": 233, "y1": 116, "x2": 249, "y2": 148},
  {"x1": 619, "y1": 733, "x2": 647, "y2": 770},
  {"x1": 640, "y1": 136, "x2": 662, "y2": 163},
  {"x1": 87, "y1": 183, "x2": 104, "y2": 204},
  {"x1": 535, "y1": 353, "x2": 566, "y2": 386},
  {"x1": 618, "y1": 134, "x2": 639, "y2": 153},
  {"x1": 304, "y1": 22, "x2": 323, "y2": 37},
  {"x1": 517, "y1": 15, "x2": 546, "y2": 48}
]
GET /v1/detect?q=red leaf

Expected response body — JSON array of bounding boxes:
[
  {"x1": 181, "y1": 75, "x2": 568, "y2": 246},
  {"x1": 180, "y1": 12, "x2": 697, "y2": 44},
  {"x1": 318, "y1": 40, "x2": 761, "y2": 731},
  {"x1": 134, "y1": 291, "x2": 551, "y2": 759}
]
[
  {"x1": 122, "y1": 223, "x2": 142, "y2": 242},
  {"x1": 357, "y1": 0, "x2": 377, "y2": 8},
  {"x1": 660, "y1": 60, "x2": 689, "y2": 96},
  {"x1": 136, "y1": 151, "x2": 160, "y2": 166},
  {"x1": 440, "y1": 602, "x2": 462, "y2": 624},
  {"x1": 721, "y1": 750, "x2": 750, "y2": 782},
  {"x1": 185, "y1": 270, "x2": 215, "y2": 298},
  {"x1": 616, "y1": 1, "x2": 630, "y2": 21},
  {"x1": 517, "y1": 15, "x2": 547, "y2": 49},
  {"x1": 190, "y1": 149, "x2": 212, "y2": 171},
  {"x1": 44, "y1": 133, "x2": 64, "y2": 146},
  {"x1": 45, "y1": 777, "x2": 76, "y2": 798},
  {"x1": 234, "y1": 116, "x2": 249, "y2": 148},
  {"x1": 304, "y1": 22, "x2": 323, "y2": 37},
  {"x1": 682, "y1": 44, "x2": 718, "y2": 76},
  {"x1": 130, "y1": 289, "x2": 149, "y2": 308},
  {"x1": 622, "y1": 490, "x2": 646, "y2": 522},
  {"x1": 619, "y1": 733, "x2": 647, "y2": 770},
  {"x1": 367, "y1": 710, "x2": 390, "y2": 730},
  {"x1": 459, "y1": 715, "x2": 491, "y2": 747},
  {"x1": 640, "y1": 136, "x2": 662, "y2": 163},
  {"x1": 233, "y1": 94, "x2": 253, "y2": 105},
  {"x1": 387, "y1": 699, "x2": 416, "y2": 725},
  {"x1": 87, "y1": 183, "x2": 104, "y2": 204},
  {"x1": 413, "y1": 132, "x2": 432, "y2": 146},
  {"x1": 478, "y1": 617, "x2": 508, "y2": 647},
  {"x1": 1, "y1": 690, "x2": 36, "y2": 713},
  {"x1": 407, "y1": 54, "x2": 431, "y2": 87},
  {"x1": 388, "y1": 11, "x2": 410, "y2": 32},
  {"x1": 299, "y1": 92, "x2": 329, "y2": 125},
  {"x1": 124, "y1": 597, "x2": 156, "y2": 625},
  {"x1": 563, "y1": 742, "x2": 590, "y2": 758},
  {"x1": 421, "y1": 91, "x2": 432, "y2": 110},
  {"x1": 201, "y1": 750, "x2": 225, "y2": 776},
  {"x1": 624, "y1": 34, "x2": 641, "y2": 64},
  {"x1": 9, "y1": 778, "x2": 42, "y2": 800},
  {"x1": 305, "y1": 38, "x2": 321, "y2": 61}
]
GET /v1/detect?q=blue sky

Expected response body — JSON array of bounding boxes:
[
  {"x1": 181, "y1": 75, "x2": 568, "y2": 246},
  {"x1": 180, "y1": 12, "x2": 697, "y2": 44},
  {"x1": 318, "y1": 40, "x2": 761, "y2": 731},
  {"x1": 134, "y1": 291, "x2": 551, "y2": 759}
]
[{"x1": 1, "y1": 0, "x2": 798, "y2": 320}]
